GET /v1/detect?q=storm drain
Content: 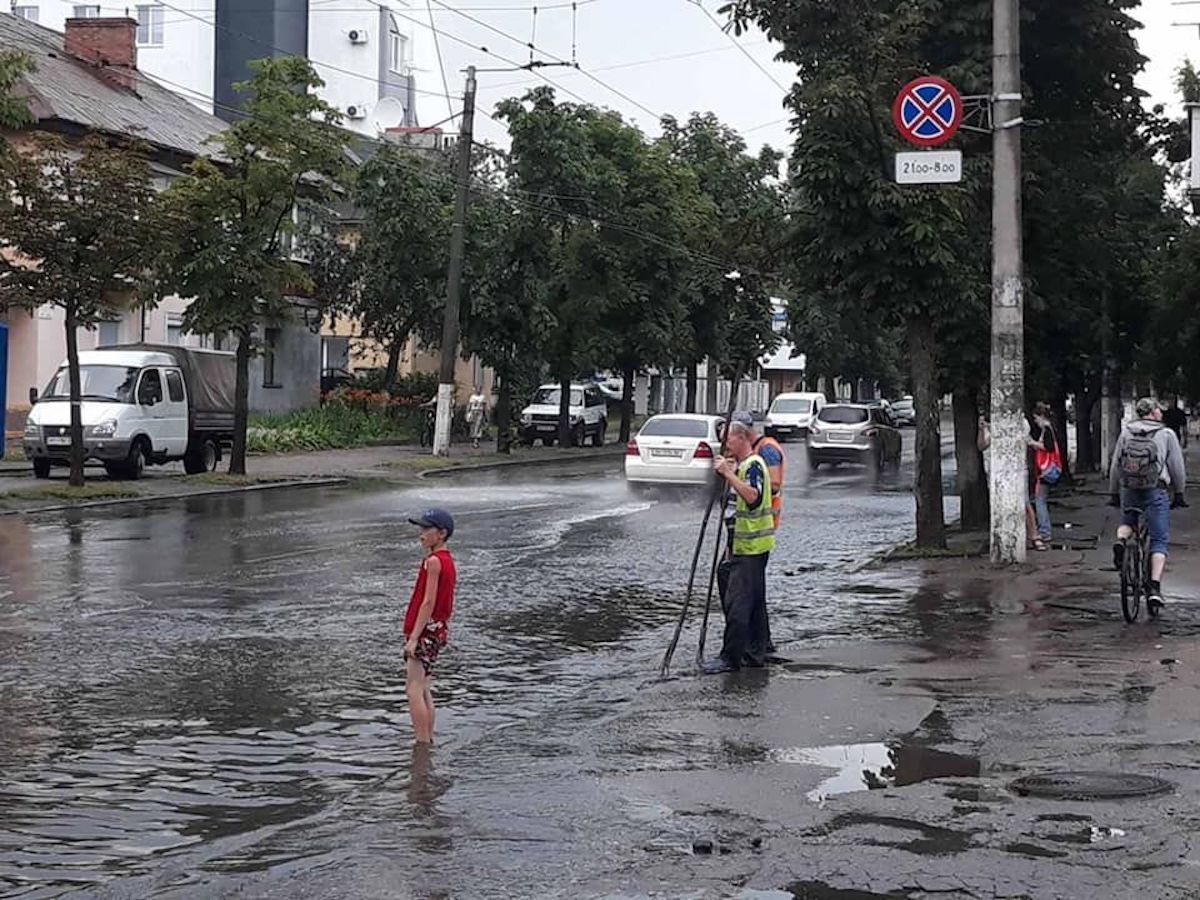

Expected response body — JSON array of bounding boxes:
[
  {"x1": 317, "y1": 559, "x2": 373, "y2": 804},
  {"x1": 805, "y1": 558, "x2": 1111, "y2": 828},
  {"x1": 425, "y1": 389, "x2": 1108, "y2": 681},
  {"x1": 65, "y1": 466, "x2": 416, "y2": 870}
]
[{"x1": 1009, "y1": 771, "x2": 1174, "y2": 801}]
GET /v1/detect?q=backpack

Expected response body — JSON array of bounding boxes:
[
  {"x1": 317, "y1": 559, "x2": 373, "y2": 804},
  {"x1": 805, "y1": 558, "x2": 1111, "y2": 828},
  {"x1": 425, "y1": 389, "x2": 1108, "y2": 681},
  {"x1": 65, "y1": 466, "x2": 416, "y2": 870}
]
[{"x1": 1118, "y1": 427, "x2": 1163, "y2": 490}]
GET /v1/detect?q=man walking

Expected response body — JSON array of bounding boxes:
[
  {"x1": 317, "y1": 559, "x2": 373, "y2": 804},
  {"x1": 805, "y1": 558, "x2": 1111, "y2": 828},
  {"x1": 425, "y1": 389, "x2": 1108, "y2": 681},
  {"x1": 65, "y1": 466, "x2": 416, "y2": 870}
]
[
  {"x1": 1109, "y1": 398, "x2": 1188, "y2": 610},
  {"x1": 704, "y1": 418, "x2": 775, "y2": 674}
]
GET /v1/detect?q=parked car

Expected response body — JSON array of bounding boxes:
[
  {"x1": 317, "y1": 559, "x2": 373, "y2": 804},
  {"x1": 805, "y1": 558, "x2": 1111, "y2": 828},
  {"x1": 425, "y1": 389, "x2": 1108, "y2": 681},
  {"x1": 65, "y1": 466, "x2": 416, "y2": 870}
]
[
  {"x1": 519, "y1": 383, "x2": 608, "y2": 447},
  {"x1": 625, "y1": 414, "x2": 723, "y2": 486},
  {"x1": 890, "y1": 396, "x2": 916, "y2": 427},
  {"x1": 807, "y1": 403, "x2": 902, "y2": 470},
  {"x1": 23, "y1": 344, "x2": 235, "y2": 480},
  {"x1": 764, "y1": 391, "x2": 826, "y2": 441}
]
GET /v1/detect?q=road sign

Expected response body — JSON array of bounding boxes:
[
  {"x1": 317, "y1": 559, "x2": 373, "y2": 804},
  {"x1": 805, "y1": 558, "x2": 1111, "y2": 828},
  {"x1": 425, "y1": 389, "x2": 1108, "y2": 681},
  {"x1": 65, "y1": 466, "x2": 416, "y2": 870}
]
[
  {"x1": 895, "y1": 150, "x2": 962, "y2": 184},
  {"x1": 892, "y1": 76, "x2": 963, "y2": 147}
]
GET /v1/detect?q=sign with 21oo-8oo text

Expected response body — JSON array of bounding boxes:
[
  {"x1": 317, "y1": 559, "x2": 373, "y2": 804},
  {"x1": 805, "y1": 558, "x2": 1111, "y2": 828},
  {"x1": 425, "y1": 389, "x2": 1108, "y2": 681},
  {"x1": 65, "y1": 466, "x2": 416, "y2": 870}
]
[{"x1": 895, "y1": 150, "x2": 962, "y2": 184}]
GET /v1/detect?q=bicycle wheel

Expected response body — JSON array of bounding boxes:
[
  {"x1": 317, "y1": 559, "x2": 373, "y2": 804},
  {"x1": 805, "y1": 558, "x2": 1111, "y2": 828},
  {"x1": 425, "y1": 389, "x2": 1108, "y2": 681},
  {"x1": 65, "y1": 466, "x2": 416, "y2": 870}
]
[{"x1": 1120, "y1": 539, "x2": 1142, "y2": 623}]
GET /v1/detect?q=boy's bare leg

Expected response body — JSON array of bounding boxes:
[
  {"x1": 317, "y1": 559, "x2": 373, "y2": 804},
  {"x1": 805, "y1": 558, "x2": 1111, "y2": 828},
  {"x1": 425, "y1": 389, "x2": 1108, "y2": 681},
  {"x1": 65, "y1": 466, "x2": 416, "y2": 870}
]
[
  {"x1": 406, "y1": 657, "x2": 434, "y2": 743},
  {"x1": 424, "y1": 684, "x2": 436, "y2": 738}
]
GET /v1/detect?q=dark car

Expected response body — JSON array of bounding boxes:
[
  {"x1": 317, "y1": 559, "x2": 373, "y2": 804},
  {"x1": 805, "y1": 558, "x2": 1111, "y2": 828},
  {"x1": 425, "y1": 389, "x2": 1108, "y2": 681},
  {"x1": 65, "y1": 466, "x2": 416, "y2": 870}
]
[{"x1": 807, "y1": 403, "x2": 902, "y2": 470}]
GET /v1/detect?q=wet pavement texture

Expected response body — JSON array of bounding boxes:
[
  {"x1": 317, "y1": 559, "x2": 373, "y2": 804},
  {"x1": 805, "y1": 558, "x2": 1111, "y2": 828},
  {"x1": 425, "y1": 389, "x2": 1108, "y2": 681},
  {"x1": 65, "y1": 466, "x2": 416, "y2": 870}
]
[{"x1": 3, "y1": 444, "x2": 1200, "y2": 898}]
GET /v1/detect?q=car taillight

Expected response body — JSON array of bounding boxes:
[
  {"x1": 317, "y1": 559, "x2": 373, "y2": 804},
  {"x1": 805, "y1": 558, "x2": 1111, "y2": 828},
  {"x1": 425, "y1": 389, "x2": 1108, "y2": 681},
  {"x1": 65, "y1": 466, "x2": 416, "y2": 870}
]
[
  {"x1": 695, "y1": 442, "x2": 714, "y2": 459},
  {"x1": 626, "y1": 439, "x2": 640, "y2": 456}
]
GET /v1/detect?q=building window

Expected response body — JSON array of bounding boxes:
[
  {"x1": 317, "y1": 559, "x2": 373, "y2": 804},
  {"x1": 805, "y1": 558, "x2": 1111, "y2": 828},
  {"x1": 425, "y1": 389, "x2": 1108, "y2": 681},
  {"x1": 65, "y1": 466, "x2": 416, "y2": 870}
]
[
  {"x1": 263, "y1": 328, "x2": 280, "y2": 387},
  {"x1": 13, "y1": 6, "x2": 39, "y2": 22},
  {"x1": 389, "y1": 28, "x2": 407, "y2": 73},
  {"x1": 73, "y1": 4, "x2": 100, "y2": 17},
  {"x1": 166, "y1": 314, "x2": 183, "y2": 345},
  {"x1": 96, "y1": 319, "x2": 120, "y2": 347},
  {"x1": 136, "y1": 4, "x2": 164, "y2": 46}
]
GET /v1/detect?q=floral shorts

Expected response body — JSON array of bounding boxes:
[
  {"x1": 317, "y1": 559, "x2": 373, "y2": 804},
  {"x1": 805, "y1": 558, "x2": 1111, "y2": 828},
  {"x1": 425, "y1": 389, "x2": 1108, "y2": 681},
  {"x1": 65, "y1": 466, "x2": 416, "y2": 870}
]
[{"x1": 407, "y1": 621, "x2": 448, "y2": 676}]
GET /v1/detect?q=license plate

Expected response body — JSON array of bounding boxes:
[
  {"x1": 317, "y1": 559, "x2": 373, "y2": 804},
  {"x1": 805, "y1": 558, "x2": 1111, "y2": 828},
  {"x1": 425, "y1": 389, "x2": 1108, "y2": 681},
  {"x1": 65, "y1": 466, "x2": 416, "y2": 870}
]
[
  {"x1": 536, "y1": 425, "x2": 555, "y2": 431},
  {"x1": 828, "y1": 432, "x2": 855, "y2": 443},
  {"x1": 650, "y1": 448, "x2": 684, "y2": 459},
  {"x1": 45, "y1": 436, "x2": 71, "y2": 447}
]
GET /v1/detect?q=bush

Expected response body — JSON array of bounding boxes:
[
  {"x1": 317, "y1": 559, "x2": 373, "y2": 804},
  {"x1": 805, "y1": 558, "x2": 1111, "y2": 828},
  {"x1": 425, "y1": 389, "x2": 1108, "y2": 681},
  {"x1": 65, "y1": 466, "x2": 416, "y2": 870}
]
[{"x1": 248, "y1": 403, "x2": 418, "y2": 454}]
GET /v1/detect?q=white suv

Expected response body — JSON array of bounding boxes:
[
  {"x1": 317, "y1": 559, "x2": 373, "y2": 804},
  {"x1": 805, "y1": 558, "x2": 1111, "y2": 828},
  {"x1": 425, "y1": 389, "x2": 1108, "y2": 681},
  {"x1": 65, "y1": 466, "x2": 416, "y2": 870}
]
[{"x1": 520, "y1": 383, "x2": 608, "y2": 447}]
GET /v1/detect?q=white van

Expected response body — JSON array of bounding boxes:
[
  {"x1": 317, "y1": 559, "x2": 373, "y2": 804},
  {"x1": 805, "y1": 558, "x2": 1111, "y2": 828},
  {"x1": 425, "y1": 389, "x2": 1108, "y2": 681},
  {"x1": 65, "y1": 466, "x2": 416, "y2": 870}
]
[
  {"x1": 764, "y1": 391, "x2": 827, "y2": 441},
  {"x1": 23, "y1": 346, "x2": 235, "y2": 480}
]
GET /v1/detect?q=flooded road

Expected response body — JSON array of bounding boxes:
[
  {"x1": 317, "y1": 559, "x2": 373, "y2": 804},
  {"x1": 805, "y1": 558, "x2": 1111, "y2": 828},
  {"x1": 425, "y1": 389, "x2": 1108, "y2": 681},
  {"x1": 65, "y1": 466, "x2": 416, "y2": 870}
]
[{"x1": 0, "y1": 450, "x2": 958, "y2": 898}]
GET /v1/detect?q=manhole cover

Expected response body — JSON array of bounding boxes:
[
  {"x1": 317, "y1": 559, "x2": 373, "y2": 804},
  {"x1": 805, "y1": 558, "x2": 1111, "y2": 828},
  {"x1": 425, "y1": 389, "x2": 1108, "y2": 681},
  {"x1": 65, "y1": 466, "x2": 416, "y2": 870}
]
[{"x1": 1009, "y1": 771, "x2": 1173, "y2": 801}]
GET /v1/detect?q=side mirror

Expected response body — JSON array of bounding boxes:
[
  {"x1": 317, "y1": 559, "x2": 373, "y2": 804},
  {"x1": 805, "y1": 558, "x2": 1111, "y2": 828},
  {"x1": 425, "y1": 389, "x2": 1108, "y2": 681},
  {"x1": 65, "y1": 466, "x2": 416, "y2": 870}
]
[{"x1": 28, "y1": 387, "x2": 38, "y2": 405}]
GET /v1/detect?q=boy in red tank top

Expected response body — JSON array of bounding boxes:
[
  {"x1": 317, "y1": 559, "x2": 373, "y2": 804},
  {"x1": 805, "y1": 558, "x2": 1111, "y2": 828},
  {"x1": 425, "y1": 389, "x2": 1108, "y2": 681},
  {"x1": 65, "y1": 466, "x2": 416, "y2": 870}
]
[{"x1": 404, "y1": 508, "x2": 457, "y2": 744}]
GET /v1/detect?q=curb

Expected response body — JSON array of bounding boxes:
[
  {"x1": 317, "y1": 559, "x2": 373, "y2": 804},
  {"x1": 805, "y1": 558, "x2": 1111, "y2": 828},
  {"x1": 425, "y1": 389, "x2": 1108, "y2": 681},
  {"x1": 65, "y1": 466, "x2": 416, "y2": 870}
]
[
  {"x1": 419, "y1": 446, "x2": 625, "y2": 479},
  {"x1": 2, "y1": 477, "x2": 348, "y2": 517}
]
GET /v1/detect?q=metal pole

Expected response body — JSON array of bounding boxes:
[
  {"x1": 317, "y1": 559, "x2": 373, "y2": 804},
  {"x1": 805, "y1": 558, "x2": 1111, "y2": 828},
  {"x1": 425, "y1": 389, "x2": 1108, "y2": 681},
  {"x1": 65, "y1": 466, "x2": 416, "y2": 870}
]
[
  {"x1": 989, "y1": 0, "x2": 1026, "y2": 563},
  {"x1": 433, "y1": 65, "x2": 476, "y2": 456}
]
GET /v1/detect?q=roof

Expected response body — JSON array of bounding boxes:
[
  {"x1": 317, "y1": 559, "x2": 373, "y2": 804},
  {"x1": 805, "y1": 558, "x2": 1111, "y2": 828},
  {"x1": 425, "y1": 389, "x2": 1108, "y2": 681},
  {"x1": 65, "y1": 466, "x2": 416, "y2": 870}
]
[
  {"x1": 77, "y1": 350, "x2": 178, "y2": 368},
  {"x1": 1, "y1": 14, "x2": 225, "y2": 160}
]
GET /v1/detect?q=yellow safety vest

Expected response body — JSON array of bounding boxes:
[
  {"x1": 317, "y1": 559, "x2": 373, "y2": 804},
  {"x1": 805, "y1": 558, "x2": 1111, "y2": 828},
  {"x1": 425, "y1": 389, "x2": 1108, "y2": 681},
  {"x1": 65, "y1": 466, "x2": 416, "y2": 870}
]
[{"x1": 733, "y1": 453, "x2": 776, "y2": 556}]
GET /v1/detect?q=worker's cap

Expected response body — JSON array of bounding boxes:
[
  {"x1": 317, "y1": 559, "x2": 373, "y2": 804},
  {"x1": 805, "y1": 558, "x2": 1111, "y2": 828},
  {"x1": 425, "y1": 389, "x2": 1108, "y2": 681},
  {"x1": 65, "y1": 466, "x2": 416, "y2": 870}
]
[
  {"x1": 1135, "y1": 397, "x2": 1162, "y2": 417},
  {"x1": 730, "y1": 411, "x2": 756, "y2": 427},
  {"x1": 409, "y1": 507, "x2": 455, "y2": 538}
]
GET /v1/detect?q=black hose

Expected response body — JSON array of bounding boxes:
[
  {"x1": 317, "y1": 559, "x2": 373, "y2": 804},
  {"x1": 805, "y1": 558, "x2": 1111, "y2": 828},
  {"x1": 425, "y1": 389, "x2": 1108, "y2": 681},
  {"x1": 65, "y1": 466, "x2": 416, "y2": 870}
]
[{"x1": 659, "y1": 368, "x2": 743, "y2": 677}]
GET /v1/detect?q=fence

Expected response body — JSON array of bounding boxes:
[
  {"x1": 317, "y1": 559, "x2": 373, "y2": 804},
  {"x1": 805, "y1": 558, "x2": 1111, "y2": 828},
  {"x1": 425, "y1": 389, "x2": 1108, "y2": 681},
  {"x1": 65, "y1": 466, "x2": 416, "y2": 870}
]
[{"x1": 639, "y1": 374, "x2": 770, "y2": 417}]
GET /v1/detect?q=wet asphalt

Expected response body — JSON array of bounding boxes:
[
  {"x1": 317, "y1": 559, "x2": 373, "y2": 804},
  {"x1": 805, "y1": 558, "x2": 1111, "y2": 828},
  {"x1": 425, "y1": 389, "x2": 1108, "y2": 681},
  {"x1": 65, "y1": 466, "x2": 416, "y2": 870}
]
[{"x1": 0, "y1": 442, "x2": 964, "y2": 898}]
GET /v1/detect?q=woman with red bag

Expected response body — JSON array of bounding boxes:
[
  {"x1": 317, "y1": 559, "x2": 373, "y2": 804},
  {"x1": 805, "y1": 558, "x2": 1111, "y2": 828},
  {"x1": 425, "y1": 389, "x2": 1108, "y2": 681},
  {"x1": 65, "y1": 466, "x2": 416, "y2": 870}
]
[{"x1": 1025, "y1": 402, "x2": 1062, "y2": 551}]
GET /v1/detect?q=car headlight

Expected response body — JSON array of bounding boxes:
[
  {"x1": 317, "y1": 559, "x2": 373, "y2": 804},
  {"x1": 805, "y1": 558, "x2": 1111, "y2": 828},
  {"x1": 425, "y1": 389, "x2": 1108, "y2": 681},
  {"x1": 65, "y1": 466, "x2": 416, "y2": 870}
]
[
  {"x1": 521, "y1": 414, "x2": 532, "y2": 425},
  {"x1": 23, "y1": 421, "x2": 38, "y2": 437},
  {"x1": 88, "y1": 420, "x2": 118, "y2": 438}
]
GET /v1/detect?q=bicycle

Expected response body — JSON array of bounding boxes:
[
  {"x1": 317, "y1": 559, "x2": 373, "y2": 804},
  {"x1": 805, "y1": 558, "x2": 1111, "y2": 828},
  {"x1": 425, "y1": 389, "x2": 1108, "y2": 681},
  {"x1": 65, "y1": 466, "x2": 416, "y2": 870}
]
[{"x1": 1118, "y1": 506, "x2": 1155, "y2": 623}]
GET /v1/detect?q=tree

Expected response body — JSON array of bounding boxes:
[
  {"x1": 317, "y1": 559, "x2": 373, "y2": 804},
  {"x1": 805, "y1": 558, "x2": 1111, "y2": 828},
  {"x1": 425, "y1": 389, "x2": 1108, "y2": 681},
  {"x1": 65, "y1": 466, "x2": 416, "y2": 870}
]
[
  {"x1": 348, "y1": 145, "x2": 451, "y2": 387},
  {"x1": 0, "y1": 50, "x2": 33, "y2": 130},
  {"x1": 725, "y1": 0, "x2": 987, "y2": 548},
  {"x1": 156, "y1": 57, "x2": 349, "y2": 474},
  {"x1": 0, "y1": 135, "x2": 157, "y2": 485}
]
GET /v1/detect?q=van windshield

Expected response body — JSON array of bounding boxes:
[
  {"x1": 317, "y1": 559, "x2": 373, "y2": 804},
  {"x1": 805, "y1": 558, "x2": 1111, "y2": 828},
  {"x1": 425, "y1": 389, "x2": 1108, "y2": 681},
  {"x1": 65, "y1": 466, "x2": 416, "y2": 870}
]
[
  {"x1": 771, "y1": 398, "x2": 812, "y2": 414},
  {"x1": 533, "y1": 388, "x2": 583, "y2": 407},
  {"x1": 43, "y1": 366, "x2": 139, "y2": 403}
]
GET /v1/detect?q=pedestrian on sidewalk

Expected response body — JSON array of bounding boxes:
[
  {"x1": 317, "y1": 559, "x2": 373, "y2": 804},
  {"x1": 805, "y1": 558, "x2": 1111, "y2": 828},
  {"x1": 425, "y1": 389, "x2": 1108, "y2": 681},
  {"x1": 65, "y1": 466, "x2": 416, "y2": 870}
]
[
  {"x1": 1025, "y1": 402, "x2": 1062, "y2": 552},
  {"x1": 466, "y1": 385, "x2": 487, "y2": 450},
  {"x1": 404, "y1": 508, "x2": 458, "y2": 744},
  {"x1": 1163, "y1": 398, "x2": 1188, "y2": 450},
  {"x1": 1109, "y1": 398, "x2": 1188, "y2": 610},
  {"x1": 703, "y1": 419, "x2": 775, "y2": 675}
]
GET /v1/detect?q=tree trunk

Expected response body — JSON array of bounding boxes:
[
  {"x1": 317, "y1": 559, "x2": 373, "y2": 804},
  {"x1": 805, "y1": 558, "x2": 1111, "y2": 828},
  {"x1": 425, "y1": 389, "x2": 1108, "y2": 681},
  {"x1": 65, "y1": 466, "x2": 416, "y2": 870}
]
[
  {"x1": 953, "y1": 387, "x2": 989, "y2": 531},
  {"x1": 620, "y1": 363, "x2": 635, "y2": 443},
  {"x1": 557, "y1": 373, "x2": 573, "y2": 447},
  {"x1": 909, "y1": 316, "x2": 946, "y2": 549},
  {"x1": 65, "y1": 308, "x2": 86, "y2": 487},
  {"x1": 705, "y1": 363, "x2": 718, "y2": 414},
  {"x1": 1051, "y1": 392, "x2": 1072, "y2": 485},
  {"x1": 822, "y1": 374, "x2": 836, "y2": 400},
  {"x1": 384, "y1": 340, "x2": 401, "y2": 391},
  {"x1": 685, "y1": 362, "x2": 698, "y2": 414},
  {"x1": 495, "y1": 363, "x2": 512, "y2": 455},
  {"x1": 1101, "y1": 357, "x2": 1122, "y2": 473},
  {"x1": 1075, "y1": 382, "x2": 1098, "y2": 473},
  {"x1": 849, "y1": 378, "x2": 860, "y2": 403},
  {"x1": 230, "y1": 327, "x2": 252, "y2": 476}
]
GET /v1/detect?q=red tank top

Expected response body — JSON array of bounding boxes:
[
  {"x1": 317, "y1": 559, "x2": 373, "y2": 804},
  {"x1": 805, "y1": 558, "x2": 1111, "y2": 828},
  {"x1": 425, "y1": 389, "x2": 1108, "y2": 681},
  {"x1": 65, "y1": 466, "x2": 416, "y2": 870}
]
[{"x1": 404, "y1": 548, "x2": 456, "y2": 636}]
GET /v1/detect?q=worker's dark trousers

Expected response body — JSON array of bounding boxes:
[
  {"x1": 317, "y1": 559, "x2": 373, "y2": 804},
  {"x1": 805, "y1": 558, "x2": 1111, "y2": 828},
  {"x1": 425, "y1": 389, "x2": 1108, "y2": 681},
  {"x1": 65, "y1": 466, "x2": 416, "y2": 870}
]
[{"x1": 719, "y1": 553, "x2": 770, "y2": 668}]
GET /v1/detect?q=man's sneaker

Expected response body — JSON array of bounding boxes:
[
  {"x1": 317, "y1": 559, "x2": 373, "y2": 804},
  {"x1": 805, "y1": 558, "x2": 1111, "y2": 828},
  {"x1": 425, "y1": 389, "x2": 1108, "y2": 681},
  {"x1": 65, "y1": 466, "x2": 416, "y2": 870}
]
[
  {"x1": 700, "y1": 658, "x2": 736, "y2": 675},
  {"x1": 1148, "y1": 582, "x2": 1165, "y2": 611},
  {"x1": 1112, "y1": 541, "x2": 1125, "y2": 572}
]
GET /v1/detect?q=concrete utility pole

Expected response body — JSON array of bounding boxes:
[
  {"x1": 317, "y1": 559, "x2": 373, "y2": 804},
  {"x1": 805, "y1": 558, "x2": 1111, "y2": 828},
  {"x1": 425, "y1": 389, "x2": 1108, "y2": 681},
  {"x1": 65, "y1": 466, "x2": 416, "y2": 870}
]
[
  {"x1": 433, "y1": 66, "x2": 476, "y2": 457},
  {"x1": 989, "y1": 0, "x2": 1026, "y2": 563}
]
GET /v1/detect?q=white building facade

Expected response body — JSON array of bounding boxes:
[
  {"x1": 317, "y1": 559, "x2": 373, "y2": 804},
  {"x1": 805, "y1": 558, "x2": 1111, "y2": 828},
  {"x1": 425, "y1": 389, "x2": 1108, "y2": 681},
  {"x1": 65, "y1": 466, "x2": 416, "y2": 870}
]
[{"x1": 7, "y1": 0, "x2": 425, "y2": 135}]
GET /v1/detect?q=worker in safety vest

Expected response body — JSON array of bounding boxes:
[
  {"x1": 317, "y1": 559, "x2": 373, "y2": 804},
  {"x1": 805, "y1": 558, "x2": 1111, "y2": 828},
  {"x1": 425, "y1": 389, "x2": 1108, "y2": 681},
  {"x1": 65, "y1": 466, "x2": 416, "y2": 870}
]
[{"x1": 703, "y1": 416, "x2": 776, "y2": 674}]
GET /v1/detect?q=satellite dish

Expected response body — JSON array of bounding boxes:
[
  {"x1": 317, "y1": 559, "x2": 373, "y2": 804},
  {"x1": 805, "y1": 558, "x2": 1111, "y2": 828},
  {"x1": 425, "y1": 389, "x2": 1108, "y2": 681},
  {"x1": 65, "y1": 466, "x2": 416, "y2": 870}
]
[{"x1": 371, "y1": 96, "x2": 407, "y2": 135}]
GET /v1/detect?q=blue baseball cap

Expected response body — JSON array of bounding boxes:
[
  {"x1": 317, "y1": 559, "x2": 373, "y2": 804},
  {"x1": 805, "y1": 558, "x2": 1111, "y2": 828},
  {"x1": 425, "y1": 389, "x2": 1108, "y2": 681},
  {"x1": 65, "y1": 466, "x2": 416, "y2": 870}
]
[{"x1": 409, "y1": 507, "x2": 455, "y2": 538}]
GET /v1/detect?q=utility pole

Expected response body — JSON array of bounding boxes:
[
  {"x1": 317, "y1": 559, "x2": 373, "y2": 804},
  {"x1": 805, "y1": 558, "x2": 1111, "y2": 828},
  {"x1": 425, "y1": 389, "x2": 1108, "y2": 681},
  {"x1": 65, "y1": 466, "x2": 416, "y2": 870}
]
[
  {"x1": 433, "y1": 66, "x2": 476, "y2": 456},
  {"x1": 989, "y1": 0, "x2": 1026, "y2": 564}
]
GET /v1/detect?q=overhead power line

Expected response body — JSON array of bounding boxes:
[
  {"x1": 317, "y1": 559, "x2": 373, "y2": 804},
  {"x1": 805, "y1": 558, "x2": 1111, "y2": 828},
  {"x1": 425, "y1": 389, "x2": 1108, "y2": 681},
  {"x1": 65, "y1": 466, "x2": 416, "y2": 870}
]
[{"x1": 688, "y1": 0, "x2": 790, "y2": 96}]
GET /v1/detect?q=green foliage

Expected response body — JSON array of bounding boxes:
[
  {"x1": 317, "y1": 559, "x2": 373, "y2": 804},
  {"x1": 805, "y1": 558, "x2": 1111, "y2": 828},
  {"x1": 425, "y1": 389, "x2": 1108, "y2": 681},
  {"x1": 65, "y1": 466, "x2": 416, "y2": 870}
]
[
  {"x1": 154, "y1": 56, "x2": 350, "y2": 473},
  {"x1": 0, "y1": 49, "x2": 33, "y2": 130},
  {"x1": 248, "y1": 403, "x2": 416, "y2": 453},
  {"x1": 0, "y1": 133, "x2": 159, "y2": 485}
]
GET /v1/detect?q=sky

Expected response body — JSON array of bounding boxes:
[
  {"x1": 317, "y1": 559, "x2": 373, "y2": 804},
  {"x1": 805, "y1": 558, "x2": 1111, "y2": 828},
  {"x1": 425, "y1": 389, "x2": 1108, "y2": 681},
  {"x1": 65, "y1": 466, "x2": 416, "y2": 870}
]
[{"x1": 407, "y1": 0, "x2": 1200, "y2": 153}]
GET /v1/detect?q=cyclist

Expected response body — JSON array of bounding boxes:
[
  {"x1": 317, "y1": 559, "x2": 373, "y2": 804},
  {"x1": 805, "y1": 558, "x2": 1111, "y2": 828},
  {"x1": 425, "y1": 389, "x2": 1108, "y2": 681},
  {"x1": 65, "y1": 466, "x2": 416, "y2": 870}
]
[{"x1": 1109, "y1": 398, "x2": 1188, "y2": 610}]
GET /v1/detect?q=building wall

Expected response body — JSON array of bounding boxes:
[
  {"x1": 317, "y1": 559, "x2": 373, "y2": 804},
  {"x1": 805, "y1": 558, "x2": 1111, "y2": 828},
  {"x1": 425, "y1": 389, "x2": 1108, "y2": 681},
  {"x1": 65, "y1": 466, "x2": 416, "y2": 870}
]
[
  {"x1": 249, "y1": 321, "x2": 321, "y2": 414},
  {"x1": 214, "y1": 0, "x2": 308, "y2": 122}
]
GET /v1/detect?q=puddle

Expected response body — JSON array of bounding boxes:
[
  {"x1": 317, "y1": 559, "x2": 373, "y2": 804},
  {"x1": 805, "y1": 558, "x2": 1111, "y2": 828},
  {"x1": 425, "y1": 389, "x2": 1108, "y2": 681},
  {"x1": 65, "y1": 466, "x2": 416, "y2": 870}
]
[
  {"x1": 770, "y1": 740, "x2": 980, "y2": 802},
  {"x1": 787, "y1": 882, "x2": 908, "y2": 899},
  {"x1": 822, "y1": 813, "x2": 974, "y2": 856},
  {"x1": 1006, "y1": 841, "x2": 1068, "y2": 859}
]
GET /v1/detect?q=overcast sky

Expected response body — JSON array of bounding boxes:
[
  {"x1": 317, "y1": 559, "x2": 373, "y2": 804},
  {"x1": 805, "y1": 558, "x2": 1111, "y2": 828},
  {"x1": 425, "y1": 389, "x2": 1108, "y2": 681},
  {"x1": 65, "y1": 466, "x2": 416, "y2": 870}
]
[{"x1": 408, "y1": 0, "x2": 1199, "y2": 153}]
